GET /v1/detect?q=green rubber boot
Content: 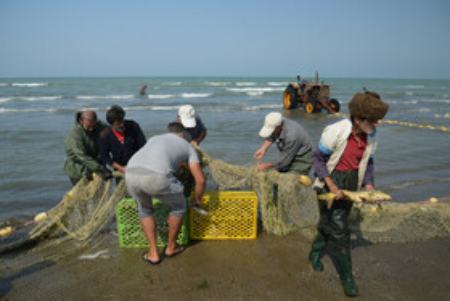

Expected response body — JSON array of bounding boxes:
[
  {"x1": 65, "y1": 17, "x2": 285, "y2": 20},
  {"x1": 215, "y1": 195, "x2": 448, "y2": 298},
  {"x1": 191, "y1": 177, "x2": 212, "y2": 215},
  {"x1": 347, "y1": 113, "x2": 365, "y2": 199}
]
[
  {"x1": 308, "y1": 234, "x2": 326, "y2": 272},
  {"x1": 334, "y1": 251, "x2": 359, "y2": 297}
]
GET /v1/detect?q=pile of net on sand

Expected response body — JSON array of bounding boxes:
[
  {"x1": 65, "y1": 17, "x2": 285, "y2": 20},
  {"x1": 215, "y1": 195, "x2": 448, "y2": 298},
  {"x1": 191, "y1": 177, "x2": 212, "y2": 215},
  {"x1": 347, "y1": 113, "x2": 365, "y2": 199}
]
[
  {"x1": 0, "y1": 175, "x2": 126, "y2": 274},
  {"x1": 198, "y1": 148, "x2": 450, "y2": 243}
]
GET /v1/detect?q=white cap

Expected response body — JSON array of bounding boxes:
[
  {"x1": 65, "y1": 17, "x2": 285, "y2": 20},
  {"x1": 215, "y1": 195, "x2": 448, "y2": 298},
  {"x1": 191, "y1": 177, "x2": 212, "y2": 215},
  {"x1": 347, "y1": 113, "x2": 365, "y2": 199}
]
[
  {"x1": 259, "y1": 112, "x2": 283, "y2": 138},
  {"x1": 178, "y1": 105, "x2": 197, "y2": 128}
]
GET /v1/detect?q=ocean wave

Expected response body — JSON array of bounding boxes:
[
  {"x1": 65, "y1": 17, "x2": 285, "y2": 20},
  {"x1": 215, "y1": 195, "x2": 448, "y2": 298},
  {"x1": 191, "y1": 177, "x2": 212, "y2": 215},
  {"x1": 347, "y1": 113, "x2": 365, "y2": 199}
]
[
  {"x1": 405, "y1": 85, "x2": 425, "y2": 89},
  {"x1": 123, "y1": 105, "x2": 180, "y2": 111},
  {"x1": 405, "y1": 108, "x2": 431, "y2": 113},
  {"x1": 0, "y1": 97, "x2": 12, "y2": 103},
  {"x1": 147, "y1": 94, "x2": 175, "y2": 99},
  {"x1": 243, "y1": 104, "x2": 282, "y2": 111},
  {"x1": 165, "y1": 82, "x2": 182, "y2": 86},
  {"x1": 267, "y1": 82, "x2": 286, "y2": 86},
  {"x1": 204, "y1": 81, "x2": 230, "y2": 86},
  {"x1": 0, "y1": 107, "x2": 58, "y2": 113},
  {"x1": 21, "y1": 96, "x2": 63, "y2": 101},
  {"x1": 11, "y1": 83, "x2": 48, "y2": 87},
  {"x1": 76, "y1": 94, "x2": 135, "y2": 100},
  {"x1": 246, "y1": 91, "x2": 265, "y2": 96},
  {"x1": 405, "y1": 91, "x2": 414, "y2": 96},
  {"x1": 227, "y1": 87, "x2": 284, "y2": 93},
  {"x1": 235, "y1": 82, "x2": 256, "y2": 86},
  {"x1": 388, "y1": 100, "x2": 419, "y2": 104},
  {"x1": 180, "y1": 93, "x2": 211, "y2": 98},
  {"x1": 0, "y1": 83, "x2": 8, "y2": 87},
  {"x1": 434, "y1": 113, "x2": 450, "y2": 119},
  {"x1": 422, "y1": 98, "x2": 450, "y2": 104}
]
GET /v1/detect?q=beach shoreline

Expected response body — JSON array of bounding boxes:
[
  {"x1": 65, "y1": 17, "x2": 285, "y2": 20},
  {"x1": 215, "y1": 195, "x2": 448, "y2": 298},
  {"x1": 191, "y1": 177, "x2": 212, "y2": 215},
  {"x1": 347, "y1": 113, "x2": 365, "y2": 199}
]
[{"x1": 2, "y1": 233, "x2": 449, "y2": 300}]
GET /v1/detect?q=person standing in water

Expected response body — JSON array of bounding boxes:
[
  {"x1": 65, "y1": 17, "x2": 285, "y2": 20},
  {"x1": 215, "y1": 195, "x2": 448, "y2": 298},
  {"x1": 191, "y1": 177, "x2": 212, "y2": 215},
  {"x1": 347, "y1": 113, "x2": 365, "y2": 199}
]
[{"x1": 309, "y1": 91, "x2": 389, "y2": 297}]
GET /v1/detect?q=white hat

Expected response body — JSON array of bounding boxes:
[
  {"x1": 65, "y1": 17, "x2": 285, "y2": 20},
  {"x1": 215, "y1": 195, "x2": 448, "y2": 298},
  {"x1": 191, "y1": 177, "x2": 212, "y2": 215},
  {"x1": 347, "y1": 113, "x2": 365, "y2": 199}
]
[
  {"x1": 178, "y1": 105, "x2": 197, "y2": 128},
  {"x1": 259, "y1": 112, "x2": 283, "y2": 138}
]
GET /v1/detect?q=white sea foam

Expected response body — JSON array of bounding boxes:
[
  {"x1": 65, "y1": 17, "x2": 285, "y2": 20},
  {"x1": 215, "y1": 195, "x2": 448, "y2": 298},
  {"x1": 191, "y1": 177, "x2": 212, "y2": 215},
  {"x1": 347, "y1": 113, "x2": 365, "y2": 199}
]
[
  {"x1": 227, "y1": 87, "x2": 284, "y2": 93},
  {"x1": 180, "y1": 93, "x2": 211, "y2": 98},
  {"x1": 165, "y1": 82, "x2": 182, "y2": 86},
  {"x1": 21, "y1": 96, "x2": 63, "y2": 101},
  {"x1": 267, "y1": 82, "x2": 286, "y2": 86},
  {"x1": 11, "y1": 82, "x2": 48, "y2": 87},
  {"x1": 204, "y1": 81, "x2": 230, "y2": 86},
  {"x1": 0, "y1": 83, "x2": 8, "y2": 87},
  {"x1": 0, "y1": 97, "x2": 12, "y2": 103},
  {"x1": 406, "y1": 108, "x2": 431, "y2": 113},
  {"x1": 76, "y1": 94, "x2": 134, "y2": 100},
  {"x1": 243, "y1": 104, "x2": 282, "y2": 111},
  {"x1": 405, "y1": 85, "x2": 425, "y2": 89},
  {"x1": 0, "y1": 107, "x2": 58, "y2": 113},
  {"x1": 235, "y1": 82, "x2": 256, "y2": 86},
  {"x1": 405, "y1": 91, "x2": 414, "y2": 96},
  {"x1": 123, "y1": 105, "x2": 179, "y2": 111},
  {"x1": 434, "y1": 113, "x2": 450, "y2": 119},
  {"x1": 147, "y1": 94, "x2": 175, "y2": 99},
  {"x1": 388, "y1": 100, "x2": 419, "y2": 104},
  {"x1": 246, "y1": 91, "x2": 265, "y2": 96},
  {"x1": 423, "y1": 98, "x2": 450, "y2": 104}
]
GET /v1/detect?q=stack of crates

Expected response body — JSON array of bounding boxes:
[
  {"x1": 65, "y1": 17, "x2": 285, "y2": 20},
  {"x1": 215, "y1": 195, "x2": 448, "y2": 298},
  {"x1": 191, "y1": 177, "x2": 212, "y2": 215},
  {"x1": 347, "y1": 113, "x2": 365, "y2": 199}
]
[
  {"x1": 115, "y1": 198, "x2": 189, "y2": 248},
  {"x1": 189, "y1": 191, "x2": 258, "y2": 240}
]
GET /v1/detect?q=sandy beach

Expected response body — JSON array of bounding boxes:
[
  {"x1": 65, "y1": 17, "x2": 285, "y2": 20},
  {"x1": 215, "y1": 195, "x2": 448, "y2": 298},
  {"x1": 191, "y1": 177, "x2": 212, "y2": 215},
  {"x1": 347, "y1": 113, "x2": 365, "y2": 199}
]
[{"x1": 1, "y1": 232, "x2": 449, "y2": 300}]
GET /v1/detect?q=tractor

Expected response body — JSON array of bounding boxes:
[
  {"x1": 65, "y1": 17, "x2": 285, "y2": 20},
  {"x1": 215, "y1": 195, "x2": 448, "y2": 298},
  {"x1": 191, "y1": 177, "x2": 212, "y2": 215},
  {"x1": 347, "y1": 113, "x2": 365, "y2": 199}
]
[{"x1": 282, "y1": 74, "x2": 340, "y2": 114}]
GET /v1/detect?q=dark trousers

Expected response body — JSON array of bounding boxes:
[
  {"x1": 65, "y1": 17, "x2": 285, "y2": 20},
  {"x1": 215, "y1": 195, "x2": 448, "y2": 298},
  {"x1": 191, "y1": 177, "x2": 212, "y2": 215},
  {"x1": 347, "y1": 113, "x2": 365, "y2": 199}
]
[{"x1": 311, "y1": 170, "x2": 358, "y2": 279}]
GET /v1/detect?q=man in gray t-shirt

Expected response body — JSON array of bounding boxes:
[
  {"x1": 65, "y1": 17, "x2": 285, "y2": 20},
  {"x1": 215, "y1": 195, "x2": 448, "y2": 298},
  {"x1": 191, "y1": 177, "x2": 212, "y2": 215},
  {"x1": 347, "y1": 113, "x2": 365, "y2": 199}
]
[
  {"x1": 125, "y1": 123, "x2": 205, "y2": 264},
  {"x1": 254, "y1": 112, "x2": 313, "y2": 175}
]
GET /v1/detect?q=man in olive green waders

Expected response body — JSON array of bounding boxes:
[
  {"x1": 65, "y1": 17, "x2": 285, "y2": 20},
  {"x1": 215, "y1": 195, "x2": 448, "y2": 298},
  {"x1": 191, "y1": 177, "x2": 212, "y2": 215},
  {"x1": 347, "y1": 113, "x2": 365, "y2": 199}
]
[
  {"x1": 309, "y1": 91, "x2": 389, "y2": 297},
  {"x1": 64, "y1": 110, "x2": 111, "y2": 185}
]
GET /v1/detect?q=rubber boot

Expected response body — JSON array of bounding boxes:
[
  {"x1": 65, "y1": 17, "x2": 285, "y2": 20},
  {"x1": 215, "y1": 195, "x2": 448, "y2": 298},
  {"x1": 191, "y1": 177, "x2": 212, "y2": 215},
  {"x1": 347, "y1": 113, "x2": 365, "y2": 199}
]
[
  {"x1": 308, "y1": 234, "x2": 326, "y2": 272},
  {"x1": 334, "y1": 251, "x2": 358, "y2": 297}
]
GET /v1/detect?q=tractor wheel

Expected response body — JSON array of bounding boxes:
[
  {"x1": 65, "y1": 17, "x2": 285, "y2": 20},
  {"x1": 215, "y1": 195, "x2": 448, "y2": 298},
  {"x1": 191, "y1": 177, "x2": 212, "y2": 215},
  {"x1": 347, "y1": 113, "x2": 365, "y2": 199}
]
[
  {"x1": 304, "y1": 102, "x2": 315, "y2": 114},
  {"x1": 283, "y1": 85, "x2": 297, "y2": 110},
  {"x1": 329, "y1": 98, "x2": 340, "y2": 113}
]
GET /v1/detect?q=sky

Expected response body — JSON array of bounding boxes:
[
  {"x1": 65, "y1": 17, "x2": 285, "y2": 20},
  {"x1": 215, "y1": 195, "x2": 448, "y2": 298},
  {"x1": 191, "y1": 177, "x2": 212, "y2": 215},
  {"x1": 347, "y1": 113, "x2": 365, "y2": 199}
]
[{"x1": 0, "y1": 0, "x2": 449, "y2": 78}]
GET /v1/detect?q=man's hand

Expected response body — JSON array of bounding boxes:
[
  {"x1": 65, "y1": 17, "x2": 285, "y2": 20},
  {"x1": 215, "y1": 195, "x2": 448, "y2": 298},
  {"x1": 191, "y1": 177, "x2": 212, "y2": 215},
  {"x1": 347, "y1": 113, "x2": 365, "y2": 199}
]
[
  {"x1": 254, "y1": 139, "x2": 272, "y2": 160},
  {"x1": 365, "y1": 184, "x2": 375, "y2": 191},
  {"x1": 112, "y1": 162, "x2": 126, "y2": 174},
  {"x1": 329, "y1": 185, "x2": 345, "y2": 200},
  {"x1": 257, "y1": 162, "x2": 273, "y2": 172},
  {"x1": 254, "y1": 148, "x2": 266, "y2": 160}
]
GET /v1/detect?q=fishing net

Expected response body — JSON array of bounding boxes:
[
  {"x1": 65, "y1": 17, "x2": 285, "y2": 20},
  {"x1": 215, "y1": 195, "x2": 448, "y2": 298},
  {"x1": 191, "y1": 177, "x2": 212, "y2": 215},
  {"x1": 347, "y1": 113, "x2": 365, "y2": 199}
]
[
  {"x1": 198, "y1": 148, "x2": 450, "y2": 243},
  {"x1": 0, "y1": 174, "x2": 126, "y2": 275},
  {"x1": 200, "y1": 148, "x2": 320, "y2": 237}
]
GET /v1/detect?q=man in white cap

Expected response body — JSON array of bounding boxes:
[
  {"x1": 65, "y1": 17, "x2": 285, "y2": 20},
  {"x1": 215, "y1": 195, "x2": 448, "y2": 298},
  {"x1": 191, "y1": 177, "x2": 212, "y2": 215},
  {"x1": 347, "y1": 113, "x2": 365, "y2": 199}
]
[
  {"x1": 177, "y1": 104, "x2": 207, "y2": 146},
  {"x1": 254, "y1": 112, "x2": 313, "y2": 175}
]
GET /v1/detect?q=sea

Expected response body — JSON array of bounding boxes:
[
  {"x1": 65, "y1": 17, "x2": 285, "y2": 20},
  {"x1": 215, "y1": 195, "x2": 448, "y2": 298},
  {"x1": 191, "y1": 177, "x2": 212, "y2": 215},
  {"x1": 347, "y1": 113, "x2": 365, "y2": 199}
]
[{"x1": 0, "y1": 77, "x2": 449, "y2": 222}]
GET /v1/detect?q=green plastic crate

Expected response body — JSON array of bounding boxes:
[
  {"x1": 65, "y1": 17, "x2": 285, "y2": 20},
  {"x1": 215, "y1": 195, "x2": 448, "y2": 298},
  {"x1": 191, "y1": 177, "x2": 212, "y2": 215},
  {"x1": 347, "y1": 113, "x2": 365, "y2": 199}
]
[{"x1": 115, "y1": 198, "x2": 189, "y2": 248}]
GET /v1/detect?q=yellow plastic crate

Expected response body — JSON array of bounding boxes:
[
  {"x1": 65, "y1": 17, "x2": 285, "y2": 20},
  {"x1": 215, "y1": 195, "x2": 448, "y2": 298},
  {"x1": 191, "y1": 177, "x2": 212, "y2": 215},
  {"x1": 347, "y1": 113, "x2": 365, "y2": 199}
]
[{"x1": 189, "y1": 191, "x2": 258, "y2": 240}]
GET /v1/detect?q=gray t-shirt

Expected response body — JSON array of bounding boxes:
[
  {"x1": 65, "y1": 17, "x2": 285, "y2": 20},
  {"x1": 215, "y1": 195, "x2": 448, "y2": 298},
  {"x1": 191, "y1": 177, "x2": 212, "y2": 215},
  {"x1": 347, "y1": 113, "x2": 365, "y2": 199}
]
[
  {"x1": 269, "y1": 118, "x2": 313, "y2": 170},
  {"x1": 127, "y1": 133, "x2": 199, "y2": 175}
]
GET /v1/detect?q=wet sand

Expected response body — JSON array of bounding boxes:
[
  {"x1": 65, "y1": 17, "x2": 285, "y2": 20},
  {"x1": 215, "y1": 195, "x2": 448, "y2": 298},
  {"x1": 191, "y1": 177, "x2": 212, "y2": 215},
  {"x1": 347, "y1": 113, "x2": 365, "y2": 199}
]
[{"x1": 1, "y1": 233, "x2": 449, "y2": 300}]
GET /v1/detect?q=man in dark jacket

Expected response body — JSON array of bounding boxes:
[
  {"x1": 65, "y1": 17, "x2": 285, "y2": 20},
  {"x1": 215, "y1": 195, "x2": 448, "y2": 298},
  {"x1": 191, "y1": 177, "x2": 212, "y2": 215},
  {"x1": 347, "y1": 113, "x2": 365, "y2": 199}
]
[
  {"x1": 64, "y1": 110, "x2": 110, "y2": 185},
  {"x1": 98, "y1": 105, "x2": 146, "y2": 174}
]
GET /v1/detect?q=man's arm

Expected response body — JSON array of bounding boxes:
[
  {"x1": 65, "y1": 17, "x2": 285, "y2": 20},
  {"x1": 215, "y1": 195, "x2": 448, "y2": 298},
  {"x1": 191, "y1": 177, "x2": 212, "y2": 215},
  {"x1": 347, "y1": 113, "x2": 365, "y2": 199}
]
[
  {"x1": 254, "y1": 139, "x2": 272, "y2": 159},
  {"x1": 189, "y1": 162, "x2": 205, "y2": 205}
]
